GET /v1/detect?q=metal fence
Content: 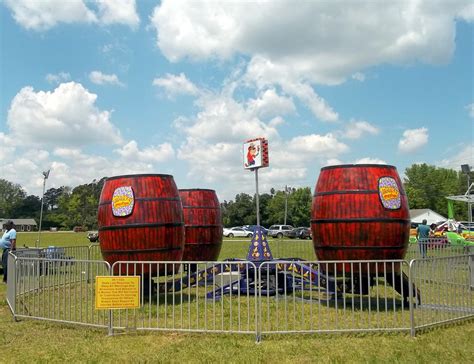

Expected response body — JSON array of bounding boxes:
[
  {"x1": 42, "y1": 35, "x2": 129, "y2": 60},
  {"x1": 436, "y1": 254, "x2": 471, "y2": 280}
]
[
  {"x1": 5, "y1": 253, "x2": 474, "y2": 340},
  {"x1": 10, "y1": 254, "x2": 110, "y2": 329},
  {"x1": 409, "y1": 255, "x2": 474, "y2": 335}
]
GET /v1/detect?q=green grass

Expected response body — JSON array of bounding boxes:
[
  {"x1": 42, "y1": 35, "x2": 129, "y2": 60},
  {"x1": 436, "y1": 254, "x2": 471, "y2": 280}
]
[{"x1": 3, "y1": 232, "x2": 473, "y2": 362}]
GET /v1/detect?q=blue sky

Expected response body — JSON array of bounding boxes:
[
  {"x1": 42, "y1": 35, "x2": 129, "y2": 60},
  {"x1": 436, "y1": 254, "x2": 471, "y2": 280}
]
[{"x1": 1, "y1": 1, "x2": 473, "y2": 200}]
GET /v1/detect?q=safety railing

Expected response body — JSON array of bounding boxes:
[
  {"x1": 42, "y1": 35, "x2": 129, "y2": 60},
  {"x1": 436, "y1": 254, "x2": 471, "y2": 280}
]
[
  {"x1": 11, "y1": 254, "x2": 110, "y2": 329},
  {"x1": 257, "y1": 260, "x2": 412, "y2": 337},
  {"x1": 6, "y1": 254, "x2": 473, "y2": 340},
  {"x1": 405, "y1": 239, "x2": 472, "y2": 260},
  {"x1": 409, "y1": 254, "x2": 474, "y2": 335},
  {"x1": 109, "y1": 261, "x2": 258, "y2": 336}
]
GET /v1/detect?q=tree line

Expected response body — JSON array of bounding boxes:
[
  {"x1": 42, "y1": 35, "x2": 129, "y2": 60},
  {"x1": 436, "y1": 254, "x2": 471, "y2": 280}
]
[{"x1": 0, "y1": 164, "x2": 471, "y2": 230}]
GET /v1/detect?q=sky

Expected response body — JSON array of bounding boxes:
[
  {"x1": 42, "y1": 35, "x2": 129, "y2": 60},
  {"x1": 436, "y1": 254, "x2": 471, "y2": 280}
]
[{"x1": 0, "y1": 0, "x2": 473, "y2": 201}]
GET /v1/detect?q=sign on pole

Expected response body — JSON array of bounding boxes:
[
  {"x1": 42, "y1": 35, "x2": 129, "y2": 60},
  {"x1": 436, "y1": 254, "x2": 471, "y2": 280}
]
[
  {"x1": 243, "y1": 138, "x2": 269, "y2": 169},
  {"x1": 243, "y1": 137, "x2": 269, "y2": 228}
]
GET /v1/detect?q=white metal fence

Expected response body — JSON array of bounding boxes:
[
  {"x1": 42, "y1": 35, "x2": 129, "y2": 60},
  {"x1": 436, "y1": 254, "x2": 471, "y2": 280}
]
[{"x1": 6, "y1": 251, "x2": 474, "y2": 340}]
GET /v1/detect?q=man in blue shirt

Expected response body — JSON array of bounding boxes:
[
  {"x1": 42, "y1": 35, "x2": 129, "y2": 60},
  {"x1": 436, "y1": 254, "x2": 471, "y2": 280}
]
[
  {"x1": 416, "y1": 219, "x2": 430, "y2": 258},
  {"x1": 1, "y1": 220, "x2": 17, "y2": 283}
]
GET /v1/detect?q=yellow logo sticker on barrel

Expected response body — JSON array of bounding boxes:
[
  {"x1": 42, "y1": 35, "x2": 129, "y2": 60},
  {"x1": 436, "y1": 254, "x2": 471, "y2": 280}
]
[
  {"x1": 112, "y1": 186, "x2": 134, "y2": 216},
  {"x1": 378, "y1": 177, "x2": 401, "y2": 209}
]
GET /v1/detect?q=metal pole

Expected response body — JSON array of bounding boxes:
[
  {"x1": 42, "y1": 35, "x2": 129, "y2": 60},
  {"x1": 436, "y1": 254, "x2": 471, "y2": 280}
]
[
  {"x1": 37, "y1": 177, "x2": 46, "y2": 248},
  {"x1": 468, "y1": 174, "x2": 472, "y2": 237},
  {"x1": 284, "y1": 185, "x2": 288, "y2": 225},
  {"x1": 255, "y1": 168, "x2": 260, "y2": 226}
]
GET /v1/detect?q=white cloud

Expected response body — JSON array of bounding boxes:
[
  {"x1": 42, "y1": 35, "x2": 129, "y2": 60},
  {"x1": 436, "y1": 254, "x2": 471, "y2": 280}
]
[
  {"x1": 287, "y1": 134, "x2": 349, "y2": 156},
  {"x1": 343, "y1": 120, "x2": 380, "y2": 139},
  {"x1": 115, "y1": 140, "x2": 175, "y2": 163},
  {"x1": 96, "y1": 0, "x2": 140, "y2": 29},
  {"x1": 46, "y1": 72, "x2": 71, "y2": 84},
  {"x1": 0, "y1": 133, "x2": 16, "y2": 161},
  {"x1": 353, "y1": 157, "x2": 387, "y2": 165},
  {"x1": 152, "y1": 73, "x2": 199, "y2": 98},
  {"x1": 4, "y1": 0, "x2": 139, "y2": 31},
  {"x1": 457, "y1": 3, "x2": 474, "y2": 21},
  {"x1": 7, "y1": 82, "x2": 123, "y2": 146},
  {"x1": 466, "y1": 102, "x2": 474, "y2": 118},
  {"x1": 89, "y1": 71, "x2": 124, "y2": 86},
  {"x1": 245, "y1": 56, "x2": 339, "y2": 121},
  {"x1": 181, "y1": 92, "x2": 279, "y2": 143},
  {"x1": 437, "y1": 144, "x2": 474, "y2": 170},
  {"x1": 151, "y1": 1, "x2": 471, "y2": 84},
  {"x1": 398, "y1": 127, "x2": 429, "y2": 153},
  {"x1": 352, "y1": 72, "x2": 366, "y2": 82},
  {"x1": 4, "y1": 0, "x2": 97, "y2": 31},
  {"x1": 246, "y1": 89, "x2": 295, "y2": 120}
]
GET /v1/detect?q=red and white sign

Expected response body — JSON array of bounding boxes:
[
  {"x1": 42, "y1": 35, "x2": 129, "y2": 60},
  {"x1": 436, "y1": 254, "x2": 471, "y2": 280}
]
[{"x1": 243, "y1": 138, "x2": 269, "y2": 169}]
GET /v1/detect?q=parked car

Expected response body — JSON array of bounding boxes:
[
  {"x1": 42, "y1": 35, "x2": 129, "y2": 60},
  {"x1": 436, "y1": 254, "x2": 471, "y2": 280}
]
[
  {"x1": 242, "y1": 225, "x2": 268, "y2": 235},
  {"x1": 223, "y1": 227, "x2": 253, "y2": 238},
  {"x1": 268, "y1": 225, "x2": 294, "y2": 238},
  {"x1": 290, "y1": 227, "x2": 312, "y2": 240},
  {"x1": 87, "y1": 231, "x2": 99, "y2": 243}
]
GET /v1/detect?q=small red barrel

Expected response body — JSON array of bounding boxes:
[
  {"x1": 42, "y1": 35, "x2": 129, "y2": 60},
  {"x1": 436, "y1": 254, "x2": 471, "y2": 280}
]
[
  {"x1": 179, "y1": 189, "x2": 223, "y2": 261},
  {"x1": 311, "y1": 164, "x2": 410, "y2": 273},
  {"x1": 98, "y1": 174, "x2": 184, "y2": 275}
]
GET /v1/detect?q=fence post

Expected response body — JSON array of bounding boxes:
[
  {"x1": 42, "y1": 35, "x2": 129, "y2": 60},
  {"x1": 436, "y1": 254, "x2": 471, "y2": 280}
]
[
  {"x1": 6, "y1": 252, "x2": 17, "y2": 316},
  {"x1": 408, "y1": 259, "x2": 416, "y2": 337},
  {"x1": 469, "y1": 254, "x2": 474, "y2": 292},
  {"x1": 255, "y1": 262, "x2": 261, "y2": 343}
]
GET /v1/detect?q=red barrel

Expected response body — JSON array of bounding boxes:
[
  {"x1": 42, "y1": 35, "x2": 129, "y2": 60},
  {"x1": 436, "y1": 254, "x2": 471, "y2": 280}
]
[
  {"x1": 311, "y1": 164, "x2": 410, "y2": 273},
  {"x1": 98, "y1": 174, "x2": 184, "y2": 275},
  {"x1": 179, "y1": 189, "x2": 223, "y2": 261}
]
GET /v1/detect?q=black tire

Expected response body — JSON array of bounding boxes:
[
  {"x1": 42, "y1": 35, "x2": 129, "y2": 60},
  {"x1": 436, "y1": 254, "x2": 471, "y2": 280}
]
[
  {"x1": 277, "y1": 232, "x2": 283, "y2": 239},
  {"x1": 247, "y1": 233, "x2": 252, "y2": 238},
  {"x1": 228, "y1": 233, "x2": 234, "y2": 238}
]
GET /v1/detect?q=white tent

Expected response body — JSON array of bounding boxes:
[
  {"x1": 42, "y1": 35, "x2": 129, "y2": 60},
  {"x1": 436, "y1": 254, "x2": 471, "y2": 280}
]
[{"x1": 409, "y1": 209, "x2": 447, "y2": 225}]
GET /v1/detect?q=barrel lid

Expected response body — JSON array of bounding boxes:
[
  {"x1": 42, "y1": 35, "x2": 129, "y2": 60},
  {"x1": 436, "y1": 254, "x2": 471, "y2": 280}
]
[
  {"x1": 321, "y1": 164, "x2": 396, "y2": 171},
  {"x1": 105, "y1": 173, "x2": 174, "y2": 181},
  {"x1": 179, "y1": 188, "x2": 216, "y2": 193}
]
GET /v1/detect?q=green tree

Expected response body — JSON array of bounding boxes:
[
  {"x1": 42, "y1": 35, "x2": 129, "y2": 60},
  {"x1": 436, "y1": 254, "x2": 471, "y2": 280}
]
[
  {"x1": 287, "y1": 187, "x2": 312, "y2": 227},
  {"x1": 0, "y1": 179, "x2": 26, "y2": 217},
  {"x1": 403, "y1": 164, "x2": 467, "y2": 219},
  {"x1": 10, "y1": 195, "x2": 41, "y2": 219},
  {"x1": 225, "y1": 193, "x2": 254, "y2": 226}
]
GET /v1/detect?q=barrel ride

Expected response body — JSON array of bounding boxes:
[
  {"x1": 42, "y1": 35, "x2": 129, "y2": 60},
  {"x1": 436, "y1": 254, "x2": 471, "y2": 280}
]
[
  {"x1": 179, "y1": 189, "x2": 223, "y2": 262},
  {"x1": 311, "y1": 164, "x2": 410, "y2": 274},
  {"x1": 98, "y1": 174, "x2": 185, "y2": 275}
]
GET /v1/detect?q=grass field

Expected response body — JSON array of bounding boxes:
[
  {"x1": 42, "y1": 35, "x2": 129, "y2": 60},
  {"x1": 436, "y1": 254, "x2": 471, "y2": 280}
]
[{"x1": 1, "y1": 232, "x2": 473, "y2": 362}]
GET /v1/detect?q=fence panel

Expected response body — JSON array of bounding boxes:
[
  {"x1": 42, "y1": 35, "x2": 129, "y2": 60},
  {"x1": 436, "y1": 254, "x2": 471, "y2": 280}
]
[
  {"x1": 12, "y1": 256, "x2": 111, "y2": 329},
  {"x1": 258, "y1": 260, "x2": 413, "y2": 335},
  {"x1": 409, "y1": 254, "x2": 474, "y2": 333},
  {"x1": 110, "y1": 261, "x2": 258, "y2": 336},
  {"x1": 404, "y1": 240, "x2": 469, "y2": 260}
]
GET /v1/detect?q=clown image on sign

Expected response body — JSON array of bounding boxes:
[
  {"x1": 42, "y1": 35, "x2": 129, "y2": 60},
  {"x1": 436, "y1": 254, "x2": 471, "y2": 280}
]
[{"x1": 243, "y1": 140, "x2": 262, "y2": 169}]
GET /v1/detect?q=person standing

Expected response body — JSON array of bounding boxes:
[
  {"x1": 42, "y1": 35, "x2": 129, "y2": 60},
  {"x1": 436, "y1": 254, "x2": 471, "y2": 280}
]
[
  {"x1": 1, "y1": 220, "x2": 17, "y2": 283},
  {"x1": 416, "y1": 219, "x2": 430, "y2": 259}
]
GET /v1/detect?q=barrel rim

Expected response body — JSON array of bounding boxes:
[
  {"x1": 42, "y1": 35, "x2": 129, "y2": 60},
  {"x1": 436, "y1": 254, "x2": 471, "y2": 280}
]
[
  {"x1": 105, "y1": 173, "x2": 173, "y2": 181},
  {"x1": 179, "y1": 188, "x2": 216, "y2": 193},
  {"x1": 320, "y1": 164, "x2": 396, "y2": 171}
]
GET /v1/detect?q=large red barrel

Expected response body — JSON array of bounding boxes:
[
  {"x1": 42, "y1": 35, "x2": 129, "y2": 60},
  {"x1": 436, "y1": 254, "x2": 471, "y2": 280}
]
[
  {"x1": 179, "y1": 189, "x2": 223, "y2": 261},
  {"x1": 98, "y1": 174, "x2": 185, "y2": 275},
  {"x1": 311, "y1": 164, "x2": 410, "y2": 273}
]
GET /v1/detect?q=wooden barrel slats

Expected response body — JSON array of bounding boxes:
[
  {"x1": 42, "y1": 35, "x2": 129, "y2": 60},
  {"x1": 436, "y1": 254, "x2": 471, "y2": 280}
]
[
  {"x1": 98, "y1": 174, "x2": 185, "y2": 275},
  {"x1": 179, "y1": 189, "x2": 223, "y2": 262},
  {"x1": 311, "y1": 164, "x2": 410, "y2": 273}
]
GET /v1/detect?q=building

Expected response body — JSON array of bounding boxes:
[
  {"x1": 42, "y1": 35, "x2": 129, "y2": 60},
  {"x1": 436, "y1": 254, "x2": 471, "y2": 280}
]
[
  {"x1": 0, "y1": 218, "x2": 38, "y2": 232},
  {"x1": 409, "y1": 209, "x2": 447, "y2": 226}
]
